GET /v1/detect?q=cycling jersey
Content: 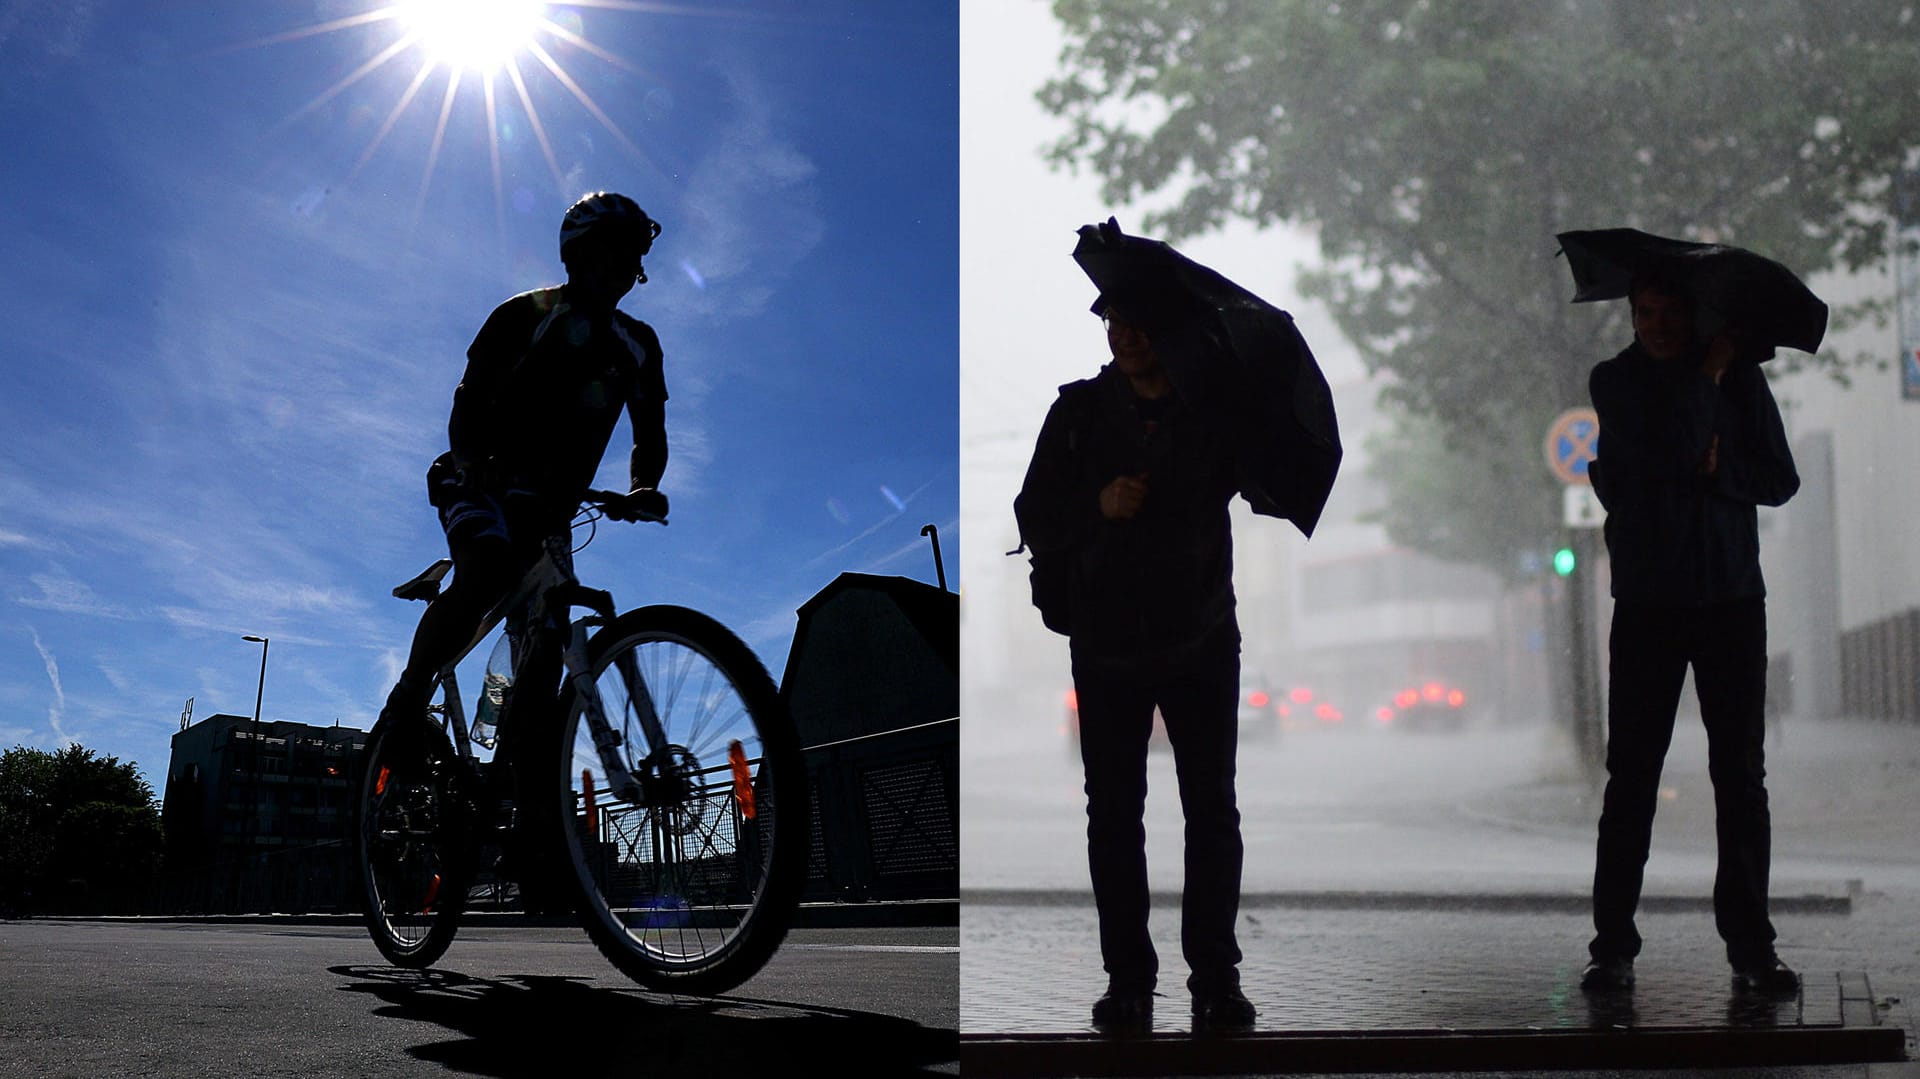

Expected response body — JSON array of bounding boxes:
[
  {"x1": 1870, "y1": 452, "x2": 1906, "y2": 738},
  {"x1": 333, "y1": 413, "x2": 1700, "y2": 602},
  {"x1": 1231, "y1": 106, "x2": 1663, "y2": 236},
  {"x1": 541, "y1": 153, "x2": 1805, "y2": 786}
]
[{"x1": 445, "y1": 285, "x2": 667, "y2": 515}]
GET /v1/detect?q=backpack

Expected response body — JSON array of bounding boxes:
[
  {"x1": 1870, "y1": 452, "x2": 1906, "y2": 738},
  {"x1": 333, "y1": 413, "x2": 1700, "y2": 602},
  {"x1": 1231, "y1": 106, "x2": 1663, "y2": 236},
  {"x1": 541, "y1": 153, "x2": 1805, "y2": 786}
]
[
  {"x1": 1010, "y1": 539, "x2": 1072, "y2": 636},
  {"x1": 1012, "y1": 379, "x2": 1103, "y2": 637}
]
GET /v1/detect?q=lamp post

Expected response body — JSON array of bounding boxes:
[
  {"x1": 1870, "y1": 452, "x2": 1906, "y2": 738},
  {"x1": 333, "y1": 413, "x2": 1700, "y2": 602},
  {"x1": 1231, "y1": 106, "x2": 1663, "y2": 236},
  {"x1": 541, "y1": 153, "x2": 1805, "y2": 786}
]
[{"x1": 241, "y1": 635, "x2": 268, "y2": 908}]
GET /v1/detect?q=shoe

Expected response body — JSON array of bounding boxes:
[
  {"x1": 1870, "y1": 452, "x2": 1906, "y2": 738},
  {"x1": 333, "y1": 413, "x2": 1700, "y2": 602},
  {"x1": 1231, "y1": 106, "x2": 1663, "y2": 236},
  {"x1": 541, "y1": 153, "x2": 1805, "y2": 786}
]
[
  {"x1": 1090, "y1": 988, "x2": 1153, "y2": 1035},
  {"x1": 1579, "y1": 955, "x2": 1635, "y2": 992},
  {"x1": 1191, "y1": 985, "x2": 1256, "y2": 1034},
  {"x1": 1732, "y1": 955, "x2": 1800, "y2": 996}
]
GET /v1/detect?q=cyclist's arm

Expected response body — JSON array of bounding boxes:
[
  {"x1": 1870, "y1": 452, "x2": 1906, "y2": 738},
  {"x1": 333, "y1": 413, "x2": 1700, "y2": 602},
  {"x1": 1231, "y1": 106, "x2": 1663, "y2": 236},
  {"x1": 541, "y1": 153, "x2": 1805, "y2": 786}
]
[
  {"x1": 629, "y1": 396, "x2": 666, "y2": 491},
  {"x1": 623, "y1": 319, "x2": 669, "y2": 492}
]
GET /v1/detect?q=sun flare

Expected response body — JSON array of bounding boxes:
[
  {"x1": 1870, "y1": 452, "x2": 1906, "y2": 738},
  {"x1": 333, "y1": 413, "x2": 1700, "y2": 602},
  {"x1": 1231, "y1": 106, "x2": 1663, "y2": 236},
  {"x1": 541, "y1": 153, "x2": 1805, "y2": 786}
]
[{"x1": 397, "y1": 0, "x2": 546, "y2": 74}]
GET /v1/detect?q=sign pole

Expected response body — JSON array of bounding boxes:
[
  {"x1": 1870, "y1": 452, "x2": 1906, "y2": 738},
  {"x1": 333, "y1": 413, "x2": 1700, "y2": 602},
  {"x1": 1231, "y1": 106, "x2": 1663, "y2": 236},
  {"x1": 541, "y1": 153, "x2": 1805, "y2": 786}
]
[{"x1": 1545, "y1": 408, "x2": 1607, "y2": 778}]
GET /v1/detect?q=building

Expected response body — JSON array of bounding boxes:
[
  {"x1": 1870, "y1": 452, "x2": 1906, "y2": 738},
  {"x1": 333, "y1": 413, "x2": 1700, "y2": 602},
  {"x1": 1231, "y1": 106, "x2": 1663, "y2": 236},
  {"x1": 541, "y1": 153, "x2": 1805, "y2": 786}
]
[
  {"x1": 161, "y1": 713, "x2": 367, "y2": 913},
  {"x1": 780, "y1": 572, "x2": 958, "y2": 904}
]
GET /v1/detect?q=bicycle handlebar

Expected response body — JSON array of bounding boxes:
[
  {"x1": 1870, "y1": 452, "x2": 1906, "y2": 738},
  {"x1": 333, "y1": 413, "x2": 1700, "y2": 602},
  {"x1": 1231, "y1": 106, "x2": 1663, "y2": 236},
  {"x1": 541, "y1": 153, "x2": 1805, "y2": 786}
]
[{"x1": 585, "y1": 489, "x2": 668, "y2": 525}]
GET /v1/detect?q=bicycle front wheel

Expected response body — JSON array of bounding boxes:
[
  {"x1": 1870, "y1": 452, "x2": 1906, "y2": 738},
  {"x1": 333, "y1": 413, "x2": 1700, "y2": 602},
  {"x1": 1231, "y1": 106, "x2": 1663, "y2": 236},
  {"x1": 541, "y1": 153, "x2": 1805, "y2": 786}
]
[{"x1": 541, "y1": 605, "x2": 808, "y2": 995}]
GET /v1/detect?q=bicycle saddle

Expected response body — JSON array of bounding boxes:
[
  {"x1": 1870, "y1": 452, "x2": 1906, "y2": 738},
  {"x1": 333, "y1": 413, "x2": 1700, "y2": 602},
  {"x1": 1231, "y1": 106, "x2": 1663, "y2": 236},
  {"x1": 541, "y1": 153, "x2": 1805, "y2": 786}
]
[{"x1": 393, "y1": 559, "x2": 453, "y2": 602}]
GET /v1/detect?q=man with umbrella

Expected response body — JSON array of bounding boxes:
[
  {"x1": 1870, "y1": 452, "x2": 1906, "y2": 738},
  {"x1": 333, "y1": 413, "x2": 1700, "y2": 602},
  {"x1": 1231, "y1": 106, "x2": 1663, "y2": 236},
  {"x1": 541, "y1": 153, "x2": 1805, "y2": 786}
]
[
  {"x1": 1014, "y1": 219, "x2": 1340, "y2": 1035},
  {"x1": 1560, "y1": 229, "x2": 1814, "y2": 996}
]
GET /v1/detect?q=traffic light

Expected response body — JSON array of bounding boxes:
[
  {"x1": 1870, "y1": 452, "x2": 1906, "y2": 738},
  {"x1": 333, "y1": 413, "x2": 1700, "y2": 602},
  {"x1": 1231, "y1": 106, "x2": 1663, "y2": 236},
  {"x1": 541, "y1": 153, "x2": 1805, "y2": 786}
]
[{"x1": 1553, "y1": 547, "x2": 1577, "y2": 576}]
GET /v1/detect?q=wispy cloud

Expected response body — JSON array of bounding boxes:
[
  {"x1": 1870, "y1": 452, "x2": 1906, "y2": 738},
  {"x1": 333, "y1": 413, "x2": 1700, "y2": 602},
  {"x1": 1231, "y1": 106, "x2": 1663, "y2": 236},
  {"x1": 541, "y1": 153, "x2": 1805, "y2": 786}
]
[
  {"x1": 27, "y1": 626, "x2": 72, "y2": 745},
  {"x1": 17, "y1": 567, "x2": 138, "y2": 620}
]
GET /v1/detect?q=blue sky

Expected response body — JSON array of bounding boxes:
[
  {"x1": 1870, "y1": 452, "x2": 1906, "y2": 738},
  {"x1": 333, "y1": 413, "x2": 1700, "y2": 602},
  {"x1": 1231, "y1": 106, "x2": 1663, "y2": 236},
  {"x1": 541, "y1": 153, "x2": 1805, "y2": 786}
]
[{"x1": 0, "y1": 1, "x2": 957, "y2": 793}]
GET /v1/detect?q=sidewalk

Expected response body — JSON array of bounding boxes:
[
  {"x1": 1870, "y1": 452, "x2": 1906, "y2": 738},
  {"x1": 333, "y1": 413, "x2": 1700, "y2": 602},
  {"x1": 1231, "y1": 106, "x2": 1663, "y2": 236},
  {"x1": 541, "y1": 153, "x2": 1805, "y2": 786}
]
[
  {"x1": 960, "y1": 898, "x2": 1912, "y2": 1072},
  {"x1": 960, "y1": 717, "x2": 1920, "y2": 1072}
]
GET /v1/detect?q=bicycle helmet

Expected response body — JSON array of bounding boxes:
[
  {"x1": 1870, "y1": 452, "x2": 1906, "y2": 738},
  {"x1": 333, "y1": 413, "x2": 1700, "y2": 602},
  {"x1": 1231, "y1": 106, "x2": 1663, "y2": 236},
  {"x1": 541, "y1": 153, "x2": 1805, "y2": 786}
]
[{"x1": 559, "y1": 191, "x2": 661, "y2": 281}]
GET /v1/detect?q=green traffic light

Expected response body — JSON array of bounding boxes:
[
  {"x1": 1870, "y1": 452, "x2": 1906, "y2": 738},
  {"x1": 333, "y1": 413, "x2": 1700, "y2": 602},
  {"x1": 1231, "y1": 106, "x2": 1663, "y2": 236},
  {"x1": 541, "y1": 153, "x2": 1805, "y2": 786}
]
[{"x1": 1553, "y1": 547, "x2": 1577, "y2": 576}]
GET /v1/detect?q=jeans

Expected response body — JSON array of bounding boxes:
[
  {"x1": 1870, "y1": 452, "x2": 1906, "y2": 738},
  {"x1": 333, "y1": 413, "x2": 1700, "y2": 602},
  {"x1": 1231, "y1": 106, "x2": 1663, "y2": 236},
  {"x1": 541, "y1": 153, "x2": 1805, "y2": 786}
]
[
  {"x1": 1073, "y1": 629, "x2": 1243, "y2": 994},
  {"x1": 1590, "y1": 597, "x2": 1777, "y2": 967}
]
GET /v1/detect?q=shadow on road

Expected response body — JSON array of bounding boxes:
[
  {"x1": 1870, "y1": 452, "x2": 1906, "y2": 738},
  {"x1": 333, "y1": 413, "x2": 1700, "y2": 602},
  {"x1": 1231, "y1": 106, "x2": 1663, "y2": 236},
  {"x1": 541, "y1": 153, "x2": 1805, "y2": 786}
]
[{"x1": 331, "y1": 965, "x2": 958, "y2": 1076}]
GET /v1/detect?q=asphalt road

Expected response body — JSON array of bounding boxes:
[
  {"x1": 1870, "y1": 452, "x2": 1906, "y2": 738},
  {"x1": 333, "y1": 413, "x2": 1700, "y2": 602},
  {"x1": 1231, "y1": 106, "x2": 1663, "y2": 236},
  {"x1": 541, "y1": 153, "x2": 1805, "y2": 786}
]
[{"x1": 0, "y1": 920, "x2": 958, "y2": 1078}]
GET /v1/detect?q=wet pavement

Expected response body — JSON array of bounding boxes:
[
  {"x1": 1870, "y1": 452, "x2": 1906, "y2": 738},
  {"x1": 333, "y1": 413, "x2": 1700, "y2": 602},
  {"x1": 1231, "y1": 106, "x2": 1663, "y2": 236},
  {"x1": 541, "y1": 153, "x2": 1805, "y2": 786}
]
[
  {"x1": 960, "y1": 715, "x2": 1920, "y2": 1072},
  {"x1": 959, "y1": 898, "x2": 1911, "y2": 1073}
]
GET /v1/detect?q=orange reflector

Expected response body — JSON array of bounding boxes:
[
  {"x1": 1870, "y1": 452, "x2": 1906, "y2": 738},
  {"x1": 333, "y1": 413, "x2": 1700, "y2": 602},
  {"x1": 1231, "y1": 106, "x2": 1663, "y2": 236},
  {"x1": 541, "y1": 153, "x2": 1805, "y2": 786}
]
[
  {"x1": 729, "y1": 740, "x2": 756, "y2": 820},
  {"x1": 375, "y1": 765, "x2": 390, "y2": 796},
  {"x1": 582, "y1": 769, "x2": 598, "y2": 836},
  {"x1": 422, "y1": 873, "x2": 441, "y2": 913}
]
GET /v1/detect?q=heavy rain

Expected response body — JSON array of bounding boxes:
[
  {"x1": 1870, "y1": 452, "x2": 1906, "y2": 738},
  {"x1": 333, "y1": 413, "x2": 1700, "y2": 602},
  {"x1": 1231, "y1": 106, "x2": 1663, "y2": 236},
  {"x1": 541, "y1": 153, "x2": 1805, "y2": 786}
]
[{"x1": 959, "y1": 0, "x2": 1920, "y2": 1043}]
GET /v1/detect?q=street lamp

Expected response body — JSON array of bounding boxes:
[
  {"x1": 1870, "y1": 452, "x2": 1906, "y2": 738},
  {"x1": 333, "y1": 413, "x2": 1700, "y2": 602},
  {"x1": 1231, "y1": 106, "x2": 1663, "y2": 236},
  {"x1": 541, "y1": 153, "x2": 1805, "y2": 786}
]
[{"x1": 240, "y1": 635, "x2": 269, "y2": 906}]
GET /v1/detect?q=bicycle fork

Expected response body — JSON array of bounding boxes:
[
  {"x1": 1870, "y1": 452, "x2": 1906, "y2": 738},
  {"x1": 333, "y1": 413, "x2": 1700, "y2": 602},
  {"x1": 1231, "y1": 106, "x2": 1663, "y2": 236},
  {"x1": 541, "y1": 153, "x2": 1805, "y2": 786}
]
[{"x1": 552, "y1": 587, "x2": 667, "y2": 808}]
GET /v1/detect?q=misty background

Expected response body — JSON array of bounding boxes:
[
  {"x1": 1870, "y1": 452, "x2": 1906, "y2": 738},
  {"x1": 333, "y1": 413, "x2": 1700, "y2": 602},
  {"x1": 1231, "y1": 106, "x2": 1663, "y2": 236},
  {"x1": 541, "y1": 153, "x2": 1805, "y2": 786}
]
[{"x1": 960, "y1": 0, "x2": 1920, "y2": 898}]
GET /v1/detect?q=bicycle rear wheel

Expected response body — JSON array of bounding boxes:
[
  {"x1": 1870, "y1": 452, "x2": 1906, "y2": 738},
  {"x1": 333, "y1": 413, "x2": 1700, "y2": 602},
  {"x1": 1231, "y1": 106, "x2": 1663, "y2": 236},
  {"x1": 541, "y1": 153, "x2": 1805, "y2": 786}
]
[
  {"x1": 357, "y1": 711, "x2": 472, "y2": 967},
  {"x1": 540, "y1": 605, "x2": 808, "y2": 995}
]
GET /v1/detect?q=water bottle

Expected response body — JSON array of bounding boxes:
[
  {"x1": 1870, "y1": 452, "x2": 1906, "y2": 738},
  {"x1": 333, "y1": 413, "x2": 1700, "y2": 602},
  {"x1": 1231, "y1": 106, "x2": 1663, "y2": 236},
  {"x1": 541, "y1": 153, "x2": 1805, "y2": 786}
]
[{"x1": 472, "y1": 635, "x2": 514, "y2": 748}]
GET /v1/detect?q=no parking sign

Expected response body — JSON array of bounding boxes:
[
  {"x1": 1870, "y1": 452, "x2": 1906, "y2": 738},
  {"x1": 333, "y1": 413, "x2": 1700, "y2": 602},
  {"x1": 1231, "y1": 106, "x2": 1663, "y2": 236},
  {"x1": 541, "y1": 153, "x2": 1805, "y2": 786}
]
[{"x1": 1544, "y1": 408, "x2": 1600, "y2": 486}]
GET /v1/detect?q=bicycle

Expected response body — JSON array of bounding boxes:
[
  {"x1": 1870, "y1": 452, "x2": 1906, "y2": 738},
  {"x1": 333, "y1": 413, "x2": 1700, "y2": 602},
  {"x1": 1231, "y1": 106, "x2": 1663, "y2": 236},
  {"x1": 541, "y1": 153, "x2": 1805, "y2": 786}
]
[{"x1": 356, "y1": 491, "x2": 808, "y2": 995}]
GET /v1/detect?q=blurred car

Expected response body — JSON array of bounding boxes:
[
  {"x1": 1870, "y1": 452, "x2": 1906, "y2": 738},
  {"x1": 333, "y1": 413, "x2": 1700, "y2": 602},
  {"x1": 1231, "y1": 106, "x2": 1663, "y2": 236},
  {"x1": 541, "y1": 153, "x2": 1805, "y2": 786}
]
[
  {"x1": 1374, "y1": 681, "x2": 1471, "y2": 733},
  {"x1": 1273, "y1": 684, "x2": 1347, "y2": 732}
]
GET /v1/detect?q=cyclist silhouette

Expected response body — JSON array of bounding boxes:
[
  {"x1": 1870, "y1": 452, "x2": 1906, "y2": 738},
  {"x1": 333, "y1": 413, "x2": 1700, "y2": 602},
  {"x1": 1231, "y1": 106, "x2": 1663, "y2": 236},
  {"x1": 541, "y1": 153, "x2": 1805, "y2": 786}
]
[{"x1": 379, "y1": 191, "x2": 670, "y2": 734}]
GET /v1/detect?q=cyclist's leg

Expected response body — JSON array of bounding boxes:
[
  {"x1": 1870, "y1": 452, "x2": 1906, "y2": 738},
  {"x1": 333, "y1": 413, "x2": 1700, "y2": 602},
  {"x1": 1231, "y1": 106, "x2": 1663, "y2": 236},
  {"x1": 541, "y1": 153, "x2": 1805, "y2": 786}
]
[{"x1": 380, "y1": 490, "x2": 519, "y2": 729}]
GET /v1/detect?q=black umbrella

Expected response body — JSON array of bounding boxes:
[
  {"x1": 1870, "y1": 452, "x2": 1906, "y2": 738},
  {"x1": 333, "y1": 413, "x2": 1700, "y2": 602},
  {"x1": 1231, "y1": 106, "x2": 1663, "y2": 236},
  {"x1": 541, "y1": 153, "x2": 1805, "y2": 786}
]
[
  {"x1": 1555, "y1": 227, "x2": 1828, "y2": 355},
  {"x1": 1072, "y1": 217, "x2": 1342, "y2": 537}
]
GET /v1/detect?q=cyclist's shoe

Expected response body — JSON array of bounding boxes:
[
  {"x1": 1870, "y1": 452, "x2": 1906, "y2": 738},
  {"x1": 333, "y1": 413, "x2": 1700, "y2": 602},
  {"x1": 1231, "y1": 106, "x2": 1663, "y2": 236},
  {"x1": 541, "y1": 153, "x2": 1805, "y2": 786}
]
[
  {"x1": 1091, "y1": 986, "x2": 1153, "y2": 1036},
  {"x1": 1732, "y1": 955, "x2": 1800, "y2": 996},
  {"x1": 1580, "y1": 955, "x2": 1635, "y2": 993}
]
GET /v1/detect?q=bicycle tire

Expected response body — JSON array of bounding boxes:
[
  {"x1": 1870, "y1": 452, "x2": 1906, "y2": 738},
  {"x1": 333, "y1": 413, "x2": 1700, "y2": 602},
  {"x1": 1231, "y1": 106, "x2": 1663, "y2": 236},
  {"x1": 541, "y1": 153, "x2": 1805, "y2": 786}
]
[
  {"x1": 356, "y1": 711, "x2": 472, "y2": 968},
  {"x1": 534, "y1": 605, "x2": 809, "y2": 994}
]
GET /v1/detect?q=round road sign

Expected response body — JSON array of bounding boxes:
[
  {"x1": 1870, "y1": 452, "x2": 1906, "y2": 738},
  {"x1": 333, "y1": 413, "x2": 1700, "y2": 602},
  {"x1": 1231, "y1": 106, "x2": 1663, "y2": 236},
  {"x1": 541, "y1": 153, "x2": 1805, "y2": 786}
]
[{"x1": 1544, "y1": 407, "x2": 1600, "y2": 486}]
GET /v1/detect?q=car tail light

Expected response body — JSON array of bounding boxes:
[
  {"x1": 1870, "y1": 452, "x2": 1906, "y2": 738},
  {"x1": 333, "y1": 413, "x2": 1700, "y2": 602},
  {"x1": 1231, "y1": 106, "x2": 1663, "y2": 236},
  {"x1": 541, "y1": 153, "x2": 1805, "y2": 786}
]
[
  {"x1": 1394, "y1": 689, "x2": 1418, "y2": 709},
  {"x1": 1276, "y1": 703, "x2": 1292, "y2": 718},
  {"x1": 1315, "y1": 702, "x2": 1340, "y2": 722},
  {"x1": 1248, "y1": 691, "x2": 1270, "y2": 708},
  {"x1": 1422, "y1": 682, "x2": 1445, "y2": 703},
  {"x1": 1376, "y1": 707, "x2": 1394, "y2": 724},
  {"x1": 1066, "y1": 688, "x2": 1078, "y2": 711},
  {"x1": 1289, "y1": 687, "x2": 1314, "y2": 704},
  {"x1": 1447, "y1": 689, "x2": 1466, "y2": 708}
]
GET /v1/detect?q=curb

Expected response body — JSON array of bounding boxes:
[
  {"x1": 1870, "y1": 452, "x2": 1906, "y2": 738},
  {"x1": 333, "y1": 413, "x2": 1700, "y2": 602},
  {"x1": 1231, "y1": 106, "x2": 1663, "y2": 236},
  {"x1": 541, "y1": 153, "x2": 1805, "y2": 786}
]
[
  {"x1": 960, "y1": 1025, "x2": 1909, "y2": 1077},
  {"x1": 959, "y1": 888, "x2": 1853, "y2": 915}
]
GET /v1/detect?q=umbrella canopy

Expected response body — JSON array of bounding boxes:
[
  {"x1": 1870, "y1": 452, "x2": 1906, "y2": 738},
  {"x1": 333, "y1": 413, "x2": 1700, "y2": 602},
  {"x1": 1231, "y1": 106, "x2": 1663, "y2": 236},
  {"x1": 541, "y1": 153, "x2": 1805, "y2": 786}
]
[
  {"x1": 1072, "y1": 217, "x2": 1342, "y2": 537},
  {"x1": 1555, "y1": 227, "x2": 1828, "y2": 355}
]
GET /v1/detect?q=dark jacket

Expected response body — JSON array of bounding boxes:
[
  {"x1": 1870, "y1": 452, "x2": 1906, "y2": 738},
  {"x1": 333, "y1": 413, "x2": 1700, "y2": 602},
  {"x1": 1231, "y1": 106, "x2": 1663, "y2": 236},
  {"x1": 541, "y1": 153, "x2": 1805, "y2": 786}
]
[
  {"x1": 1587, "y1": 343, "x2": 1798, "y2": 606},
  {"x1": 448, "y1": 286, "x2": 668, "y2": 510},
  {"x1": 1014, "y1": 364, "x2": 1239, "y2": 668}
]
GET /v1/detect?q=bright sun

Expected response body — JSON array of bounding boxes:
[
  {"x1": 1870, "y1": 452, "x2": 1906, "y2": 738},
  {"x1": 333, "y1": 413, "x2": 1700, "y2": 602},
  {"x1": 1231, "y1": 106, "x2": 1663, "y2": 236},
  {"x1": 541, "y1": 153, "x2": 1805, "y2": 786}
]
[{"x1": 397, "y1": 0, "x2": 546, "y2": 73}]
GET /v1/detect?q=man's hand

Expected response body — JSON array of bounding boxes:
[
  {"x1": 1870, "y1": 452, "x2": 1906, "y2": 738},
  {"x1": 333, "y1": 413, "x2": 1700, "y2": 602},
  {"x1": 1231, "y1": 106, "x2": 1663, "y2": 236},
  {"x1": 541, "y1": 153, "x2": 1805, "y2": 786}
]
[
  {"x1": 605, "y1": 488, "x2": 669, "y2": 523},
  {"x1": 1699, "y1": 435, "x2": 1719, "y2": 477},
  {"x1": 1099, "y1": 474, "x2": 1149, "y2": 520}
]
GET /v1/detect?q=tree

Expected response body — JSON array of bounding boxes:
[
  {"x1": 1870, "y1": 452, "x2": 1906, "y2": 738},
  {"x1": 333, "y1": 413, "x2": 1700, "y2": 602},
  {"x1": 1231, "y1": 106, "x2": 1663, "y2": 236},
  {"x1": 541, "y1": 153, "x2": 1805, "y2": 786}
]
[
  {"x1": 0, "y1": 744, "x2": 163, "y2": 915},
  {"x1": 1039, "y1": 0, "x2": 1920, "y2": 575}
]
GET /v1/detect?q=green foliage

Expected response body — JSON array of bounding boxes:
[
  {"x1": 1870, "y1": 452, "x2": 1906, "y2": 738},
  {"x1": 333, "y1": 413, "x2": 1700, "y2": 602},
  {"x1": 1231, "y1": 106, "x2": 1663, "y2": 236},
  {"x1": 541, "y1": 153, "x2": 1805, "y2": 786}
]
[
  {"x1": 0, "y1": 744, "x2": 162, "y2": 915},
  {"x1": 1040, "y1": 0, "x2": 1920, "y2": 572}
]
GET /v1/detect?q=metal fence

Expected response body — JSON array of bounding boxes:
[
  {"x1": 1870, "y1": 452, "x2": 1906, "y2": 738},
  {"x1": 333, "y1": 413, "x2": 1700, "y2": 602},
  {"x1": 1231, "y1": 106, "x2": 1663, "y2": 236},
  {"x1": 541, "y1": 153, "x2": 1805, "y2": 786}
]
[
  {"x1": 1840, "y1": 606, "x2": 1920, "y2": 722},
  {"x1": 802, "y1": 718, "x2": 958, "y2": 903}
]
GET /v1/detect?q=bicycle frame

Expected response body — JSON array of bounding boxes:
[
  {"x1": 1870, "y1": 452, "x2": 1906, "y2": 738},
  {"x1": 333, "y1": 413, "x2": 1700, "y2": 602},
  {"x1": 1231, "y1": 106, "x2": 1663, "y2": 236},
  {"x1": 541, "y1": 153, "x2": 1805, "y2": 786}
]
[{"x1": 429, "y1": 528, "x2": 667, "y2": 809}]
